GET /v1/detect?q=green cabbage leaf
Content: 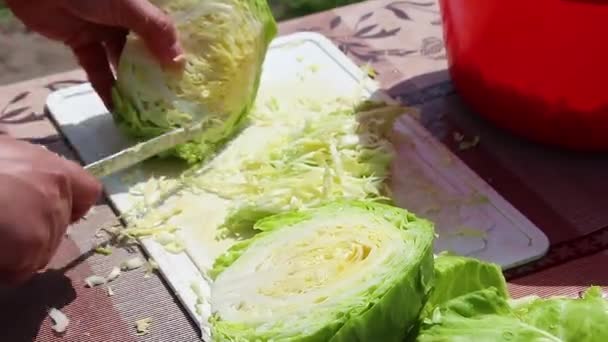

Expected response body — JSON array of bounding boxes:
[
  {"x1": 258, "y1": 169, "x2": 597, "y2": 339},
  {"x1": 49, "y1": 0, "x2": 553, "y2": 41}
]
[
  {"x1": 189, "y1": 100, "x2": 405, "y2": 238},
  {"x1": 417, "y1": 287, "x2": 558, "y2": 341},
  {"x1": 512, "y1": 286, "x2": 608, "y2": 341},
  {"x1": 417, "y1": 285, "x2": 608, "y2": 342},
  {"x1": 421, "y1": 252, "x2": 508, "y2": 319}
]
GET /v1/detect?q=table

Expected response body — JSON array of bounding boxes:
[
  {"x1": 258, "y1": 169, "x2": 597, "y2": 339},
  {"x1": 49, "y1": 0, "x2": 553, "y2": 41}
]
[{"x1": 1, "y1": 1, "x2": 608, "y2": 341}]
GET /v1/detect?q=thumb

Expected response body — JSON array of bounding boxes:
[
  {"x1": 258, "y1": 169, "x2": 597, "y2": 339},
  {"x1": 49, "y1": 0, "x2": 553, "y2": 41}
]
[{"x1": 64, "y1": 0, "x2": 184, "y2": 66}]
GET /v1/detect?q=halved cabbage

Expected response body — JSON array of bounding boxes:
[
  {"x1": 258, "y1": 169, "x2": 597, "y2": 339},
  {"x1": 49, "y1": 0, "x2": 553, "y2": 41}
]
[
  {"x1": 209, "y1": 200, "x2": 435, "y2": 341},
  {"x1": 112, "y1": 0, "x2": 278, "y2": 164}
]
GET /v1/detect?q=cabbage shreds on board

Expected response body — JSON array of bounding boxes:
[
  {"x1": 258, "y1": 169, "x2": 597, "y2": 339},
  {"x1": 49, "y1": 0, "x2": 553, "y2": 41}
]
[
  {"x1": 112, "y1": 95, "x2": 407, "y2": 248},
  {"x1": 209, "y1": 200, "x2": 435, "y2": 342},
  {"x1": 112, "y1": 0, "x2": 278, "y2": 164},
  {"x1": 188, "y1": 100, "x2": 406, "y2": 237}
]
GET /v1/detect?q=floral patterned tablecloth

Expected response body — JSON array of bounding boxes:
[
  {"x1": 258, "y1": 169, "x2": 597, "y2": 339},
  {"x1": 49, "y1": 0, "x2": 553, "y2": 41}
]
[{"x1": 1, "y1": 1, "x2": 608, "y2": 341}]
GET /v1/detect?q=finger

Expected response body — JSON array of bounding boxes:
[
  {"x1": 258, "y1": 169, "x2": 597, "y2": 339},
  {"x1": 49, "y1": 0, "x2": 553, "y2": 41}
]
[
  {"x1": 65, "y1": 0, "x2": 184, "y2": 67},
  {"x1": 20, "y1": 170, "x2": 71, "y2": 273},
  {"x1": 42, "y1": 171, "x2": 73, "y2": 269},
  {"x1": 63, "y1": 23, "x2": 126, "y2": 85},
  {"x1": 64, "y1": 22, "x2": 127, "y2": 56},
  {"x1": 1, "y1": 138, "x2": 103, "y2": 223},
  {"x1": 104, "y1": 29, "x2": 128, "y2": 73},
  {"x1": 0, "y1": 172, "x2": 44, "y2": 272},
  {"x1": 72, "y1": 42, "x2": 115, "y2": 108},
  {"x1": 59, "y1": 158, "x2": 102, "y2": 224}
]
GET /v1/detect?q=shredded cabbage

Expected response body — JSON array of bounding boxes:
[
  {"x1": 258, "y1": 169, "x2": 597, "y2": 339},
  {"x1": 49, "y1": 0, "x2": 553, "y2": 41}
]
[{"x1": 188, "y1": 100, "x2": 405, "y2": 236}]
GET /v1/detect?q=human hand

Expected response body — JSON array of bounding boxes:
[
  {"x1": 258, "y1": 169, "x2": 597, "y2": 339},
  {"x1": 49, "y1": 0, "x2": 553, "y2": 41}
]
[
  {"x1": 0, "y1": 136, "x2": 102, "y2": 286},
  {"x1": 5, "y1": 0, "x2": 184, "y2": 107}
]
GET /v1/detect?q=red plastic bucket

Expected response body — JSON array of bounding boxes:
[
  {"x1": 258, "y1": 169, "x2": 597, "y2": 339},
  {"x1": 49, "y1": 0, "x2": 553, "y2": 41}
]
[{"x1": 438, "y1": 0, "x2": 608, "y2": 150}]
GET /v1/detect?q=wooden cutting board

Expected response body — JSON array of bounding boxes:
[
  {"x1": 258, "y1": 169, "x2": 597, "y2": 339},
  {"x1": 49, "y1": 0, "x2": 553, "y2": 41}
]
[{"x1": 46, "y1": 32, "x2": 549, "y2": 340}]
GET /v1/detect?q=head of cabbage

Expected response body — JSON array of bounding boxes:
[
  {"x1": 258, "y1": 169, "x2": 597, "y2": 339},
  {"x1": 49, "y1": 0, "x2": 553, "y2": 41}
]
[{"x1": 111, "y1": 0, "x2": 278, "y2": 164}]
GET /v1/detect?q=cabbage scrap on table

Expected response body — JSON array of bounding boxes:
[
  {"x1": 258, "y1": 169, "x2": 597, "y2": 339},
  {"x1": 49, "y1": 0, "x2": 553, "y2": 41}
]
[{"x1": 112, "y1": 0, "x2": 278, "y2": 164}]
